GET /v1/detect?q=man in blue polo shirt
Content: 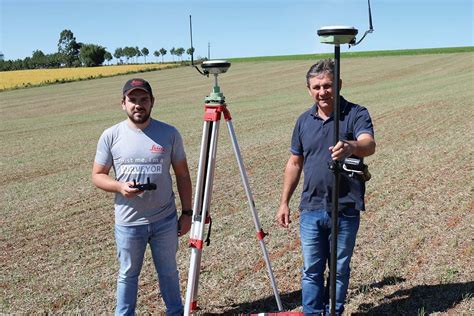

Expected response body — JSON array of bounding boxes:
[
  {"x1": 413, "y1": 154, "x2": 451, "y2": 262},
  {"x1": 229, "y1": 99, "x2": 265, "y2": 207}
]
[{"x1": 276, "y1": 59, "x2": 376, "y2": 315}]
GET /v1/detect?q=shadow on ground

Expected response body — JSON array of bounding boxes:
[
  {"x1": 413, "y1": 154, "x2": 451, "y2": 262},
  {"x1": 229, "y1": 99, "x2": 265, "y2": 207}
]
[
  {"x1": 203, "y1": 277, "x2": 473, "y2": 315},
  {"x1": 204, "y1": 290, "x2": 301, "y2": 315},
  {"x1": 352, "y1": 279, "x2": 473, "y2": 315}
]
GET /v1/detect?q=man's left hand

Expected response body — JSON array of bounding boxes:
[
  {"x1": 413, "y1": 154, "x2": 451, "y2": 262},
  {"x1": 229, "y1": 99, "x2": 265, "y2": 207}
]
[{"x1": 178, "y1": 214, "x2": 192, "y2": 237}]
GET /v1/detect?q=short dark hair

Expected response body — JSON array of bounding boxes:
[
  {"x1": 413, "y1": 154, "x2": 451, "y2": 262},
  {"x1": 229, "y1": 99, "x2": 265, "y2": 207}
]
[{"x1": 306, "y1": 59, "x2": 334, "y2": 86}]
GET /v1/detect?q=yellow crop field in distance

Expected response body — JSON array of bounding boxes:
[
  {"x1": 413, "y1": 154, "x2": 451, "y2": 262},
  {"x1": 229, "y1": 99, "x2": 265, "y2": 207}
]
[{"x1": 0, "y1": 63, "x2": 177, "y2": 91}]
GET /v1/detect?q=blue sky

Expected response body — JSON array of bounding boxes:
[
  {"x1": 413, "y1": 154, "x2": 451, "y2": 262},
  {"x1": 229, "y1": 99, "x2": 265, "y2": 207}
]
[{"x1": 1, "y1": 0, "x2": 473, "y2": 61}]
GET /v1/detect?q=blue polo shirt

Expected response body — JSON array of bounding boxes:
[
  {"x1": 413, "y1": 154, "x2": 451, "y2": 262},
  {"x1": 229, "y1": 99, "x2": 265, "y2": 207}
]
[{"x1": 291, "y1": 96, "x2": 374, "y2": 212}]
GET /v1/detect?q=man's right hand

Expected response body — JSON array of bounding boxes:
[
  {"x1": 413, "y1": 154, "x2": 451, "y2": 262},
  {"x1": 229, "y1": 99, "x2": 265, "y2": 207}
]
[
  {"x1": 119, "y1": 181, "x2": 143, "y2": 198},
  {"x1": 92, "y1": 163, "x2": 142, "y2": 198},
  {"x1": 276, "y1": 204, "x2": 292, "y2": 228}
]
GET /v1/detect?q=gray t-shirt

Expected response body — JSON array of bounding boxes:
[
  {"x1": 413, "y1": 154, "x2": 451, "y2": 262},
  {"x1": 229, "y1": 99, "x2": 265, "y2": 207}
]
[{"x1": 95, "y1": 119, "x2": 186, "y2": 226}]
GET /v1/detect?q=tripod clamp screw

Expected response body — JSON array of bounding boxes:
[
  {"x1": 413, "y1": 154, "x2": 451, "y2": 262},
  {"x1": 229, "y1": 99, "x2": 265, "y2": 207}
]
[
  {"x1": 205, "y1": 85, "x2": 226, "y2": 104},
  {"x1": 257, "y1": 229, "x2": 268, "y2": 241}
]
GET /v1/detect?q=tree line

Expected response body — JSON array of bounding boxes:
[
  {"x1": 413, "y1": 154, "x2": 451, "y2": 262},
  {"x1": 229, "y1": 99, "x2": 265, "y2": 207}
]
[{"x1": 0, "y1": 29, "x2": 196, "y2": 71}]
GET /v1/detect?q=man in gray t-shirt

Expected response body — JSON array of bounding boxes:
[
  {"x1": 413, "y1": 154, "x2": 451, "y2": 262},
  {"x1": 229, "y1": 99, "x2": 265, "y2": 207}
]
[{"x1": 92, "y1": 78, "x2": 192, "y2": 315}]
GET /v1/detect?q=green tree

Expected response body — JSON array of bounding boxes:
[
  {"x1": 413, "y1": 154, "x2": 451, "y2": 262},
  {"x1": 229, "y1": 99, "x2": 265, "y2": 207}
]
[
  {"x1": 57, "y1": 29, "x2": 81, "y2": 67},
  {"x1": 135, "y1": 46, "x2": 142, "y2": 63},
  {"x1": 31, "y1": 50, "x2": 47, "y2": 68},
  {"x1": 186, "y1": 47, "x2": 195, "y2": 61},
  {"x1": 170, "y1": 47, "x2": 176, "y2": 62},
  {"x1": 22, "y1": 57, "x2": 32, "y2": 69},
  {"x1": 159, "y1": 48, "x2": 167, "y2": 63},
  {"x1": 104, "y1": 51, "x2": 113, "y2": 65},
  {"x1": 79, "y1": 44, "x2": 106, "y2": 67},
  {"x1": 46, "y1": 53, "x2": 62, "y2": 68},
  {"x1": 141, "y1": 47, "x2": 149, "y2": 63},
  {"x1": 175, "y1": 47, "x2": 185, "y2": 61},
  {"x1": 123, "y1": 46, "x2": 136, "y2": 63},
  {"x1": 2, "y1": 60, "x2": 14, "y2": 70},
  {"x1": 153, "y1": 50, "x2": 160, "y2": 62},
  {"x1": 114, "y1": 47, "x2": 124, "y2": 64}
]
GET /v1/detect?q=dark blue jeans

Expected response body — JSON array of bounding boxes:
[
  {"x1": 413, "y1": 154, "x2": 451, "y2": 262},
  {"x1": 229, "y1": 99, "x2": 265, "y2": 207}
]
[{"x1": 299, "y1": 208, "x2": 360, "y2": 315}]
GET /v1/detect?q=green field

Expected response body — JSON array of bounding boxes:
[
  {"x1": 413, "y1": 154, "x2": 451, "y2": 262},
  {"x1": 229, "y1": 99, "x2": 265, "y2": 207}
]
[
  {"x1": 1, "y1": 51, "x2": 473, "y2": 314},
  {"x1": 228, "y1": 46, "x2": 474, "y2": 62}
]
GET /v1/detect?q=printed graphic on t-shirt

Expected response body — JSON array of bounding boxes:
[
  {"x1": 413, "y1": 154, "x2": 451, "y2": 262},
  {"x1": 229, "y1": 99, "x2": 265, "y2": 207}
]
[
  {"x1": 118, "y1": 157, "x2": 164, "y2": 176},
  {"x1": 150, "y1": 144, "x2": 166, "y2": 153},
  {"x1": 120, "y1": 164, "x2": 162, "y2": 175}
]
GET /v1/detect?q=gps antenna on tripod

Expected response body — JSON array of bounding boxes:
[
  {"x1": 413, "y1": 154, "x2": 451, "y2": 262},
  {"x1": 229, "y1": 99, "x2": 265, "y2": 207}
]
[
  {"x1": 351, "y1": 0, "x2": 374, "y2": 47},
  {"x1": 189, "y1": 15, "x2": 206, "y2": 76},
  {"x1": 183, "y1": 23, "x2": 283, "y2": 313}
]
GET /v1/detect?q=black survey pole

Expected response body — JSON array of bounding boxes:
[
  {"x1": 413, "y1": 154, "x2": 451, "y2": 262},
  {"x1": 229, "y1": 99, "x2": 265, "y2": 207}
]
[
  {"x1": 330, "y1": 44, "x2": 341, "y2": 316},
  {"x1": 317, "y1": 3, "x2": 374, "y2": 315},
  {"x1": 317, "y1": 25, "x2": 358, "y2": 316}
]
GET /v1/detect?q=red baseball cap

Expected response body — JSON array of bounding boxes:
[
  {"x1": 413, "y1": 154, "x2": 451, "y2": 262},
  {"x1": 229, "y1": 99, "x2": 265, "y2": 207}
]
[{"x1": 123, "y1": 78, "x2": 153, "y2": 97}]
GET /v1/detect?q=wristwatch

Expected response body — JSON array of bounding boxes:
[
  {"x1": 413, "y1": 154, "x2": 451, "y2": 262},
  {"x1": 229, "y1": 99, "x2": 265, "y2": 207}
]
[{"x1": 181, "y1": 210, "x2": 193, "y2": 216}]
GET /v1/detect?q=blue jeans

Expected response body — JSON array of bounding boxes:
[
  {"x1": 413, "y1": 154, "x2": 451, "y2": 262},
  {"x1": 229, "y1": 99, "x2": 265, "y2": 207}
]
[
  {"x1": 114, "y1": 212, "x2": 183, "y2": 316},
  {"x1": 299, "y1": 208, "x2": 360, "y2": 316}
]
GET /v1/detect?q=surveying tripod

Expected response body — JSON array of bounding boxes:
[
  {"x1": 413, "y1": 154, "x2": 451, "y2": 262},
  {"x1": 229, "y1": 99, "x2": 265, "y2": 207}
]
[{"x1": 183, "y1": 62, "x2": 283, "y2": 315}]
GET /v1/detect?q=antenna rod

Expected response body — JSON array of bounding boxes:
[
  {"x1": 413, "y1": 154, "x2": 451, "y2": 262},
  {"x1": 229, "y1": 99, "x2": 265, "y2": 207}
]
[
  {"x1": 368, "y1": 0, "x2": 373, "y2": 31},
  {"x1": 350, "y1": 0, "x2": 374, "y2": 47},
  {"x1": 189, "y1": 15, "x2": 194, "y2": 66},
  {"x1": 189, "y1": 15, "x2": 206, "y2": 76}
]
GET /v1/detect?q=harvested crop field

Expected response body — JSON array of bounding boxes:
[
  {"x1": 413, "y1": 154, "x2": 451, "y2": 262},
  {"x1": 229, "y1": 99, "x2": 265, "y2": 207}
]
[{"x1": 1, "y1": 52, "x2": 473, "y2": 314}]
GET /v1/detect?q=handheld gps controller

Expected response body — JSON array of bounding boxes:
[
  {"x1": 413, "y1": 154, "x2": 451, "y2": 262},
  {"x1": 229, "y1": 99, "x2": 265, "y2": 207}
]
[{"x1": 129, "y1": 177, "x2": 157, "y2": 191}]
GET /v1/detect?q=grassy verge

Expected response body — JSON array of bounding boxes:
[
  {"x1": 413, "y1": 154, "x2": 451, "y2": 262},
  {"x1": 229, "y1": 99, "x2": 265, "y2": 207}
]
[{"x1": 228, "y1": 46, "x2": 474, "y2": 62}]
